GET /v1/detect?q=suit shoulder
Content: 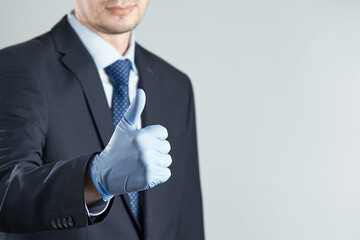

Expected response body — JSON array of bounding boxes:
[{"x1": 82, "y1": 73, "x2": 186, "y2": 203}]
[
  {"x1": 136, "y1": 44, "x2": 191, "y2": 84},
  {"x1": 0, "y1": 31, "x2": 57, "y2": 64}
]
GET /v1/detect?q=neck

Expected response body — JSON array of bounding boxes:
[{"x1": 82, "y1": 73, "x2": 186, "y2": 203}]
[
  {"x1": 95, "y1": 31, "x2": 131, "y2": 56},
  {"x1": 74, "y1": 12, "x2": 131, "y2": 56}
]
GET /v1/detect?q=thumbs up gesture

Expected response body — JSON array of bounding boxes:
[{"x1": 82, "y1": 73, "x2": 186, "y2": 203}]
[{"x1": 88, "y1": 89, "x2": 172, "y2": 201}]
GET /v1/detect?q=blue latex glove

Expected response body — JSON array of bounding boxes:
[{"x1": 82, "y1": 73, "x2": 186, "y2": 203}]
[{"x1": 88, "y1": 89, "x2": 172, "y2": 201}]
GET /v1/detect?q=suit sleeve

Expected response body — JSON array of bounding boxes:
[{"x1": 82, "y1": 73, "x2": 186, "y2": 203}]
[
  {"x1": 176, "y1": 78, "x2": 205, "y2": 239},
  {"x1": 0, "y1": 49, "x2": 91, "y2": 233}
]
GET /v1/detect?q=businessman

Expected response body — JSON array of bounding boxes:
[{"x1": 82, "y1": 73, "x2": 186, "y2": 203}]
[{"x1": 0, "y1": 0, "x2": 204, "y2": 239}]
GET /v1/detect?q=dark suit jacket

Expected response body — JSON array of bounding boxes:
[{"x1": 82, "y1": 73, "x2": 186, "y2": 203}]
[{"x1": 0, "y1": 16, "x2": 204, "y2": 240}]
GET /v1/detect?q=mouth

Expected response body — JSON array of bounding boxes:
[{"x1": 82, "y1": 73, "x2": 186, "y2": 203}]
[{"x1": 106, "y1": 5, "x2": 135, "y2": 16}]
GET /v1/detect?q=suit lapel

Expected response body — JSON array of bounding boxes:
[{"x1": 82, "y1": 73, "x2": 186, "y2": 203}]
[
  {"x1": 51, "y1": 17, "x2": 114, "y2": 148},
  {"x1": 135, "y1": 44, "x2": 162, "y2": 237},
  {"x1": 136, "y1": 45, "x2": 161, "y2": 126}
]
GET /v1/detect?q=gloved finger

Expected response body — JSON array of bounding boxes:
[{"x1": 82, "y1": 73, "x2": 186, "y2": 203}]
[
  {"x1": 141, "y1": 125, "x2": 168, "y2": 140},
  {"x1": 160, "y1": 154, "x2": 172, "y2": 168},
  {"x1": 150, "y1": 151, "x2": 172, "y2": 168},
  {"x1": 153, "y1": 139, "x2": 171, "y2": 154},
  {"x1": 158, "y1": 167, "x2": 171, "y2": 183},
  {"x1": 144, "y1": 137, "x2": 171, "y2": 154},
  {"x1": 122, "y1": 89, "x2": 146, "y2": 128},
  {"x1": 133, "y1": 166, "x2": 172, "y2": 191},
  {"x1": 147, "y1": 167, "x2": 171, "y2": 188}
]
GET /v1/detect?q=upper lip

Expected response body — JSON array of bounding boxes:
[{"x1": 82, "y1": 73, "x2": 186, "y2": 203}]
[{"x1": 106, "y1": 5, "x2": 135, "y2": 9}]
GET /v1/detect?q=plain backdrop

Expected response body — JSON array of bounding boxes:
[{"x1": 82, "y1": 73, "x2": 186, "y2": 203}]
[{"x1": 1, "y1": 1, "x2": 360, "y2": 239}]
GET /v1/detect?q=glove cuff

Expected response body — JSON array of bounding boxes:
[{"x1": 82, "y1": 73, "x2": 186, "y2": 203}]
[{"x1": 88, "y1": 154, "x2": 114, "y2": 202}]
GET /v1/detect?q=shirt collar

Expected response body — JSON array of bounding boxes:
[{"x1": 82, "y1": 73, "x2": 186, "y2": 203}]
[{"x1": 67, "y1": 11, "x2": 138, "y2": 74}]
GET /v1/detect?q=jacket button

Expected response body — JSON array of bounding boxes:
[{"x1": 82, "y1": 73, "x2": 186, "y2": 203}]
[
  {"x1": 56, "y1": 218, "x2": 63, "y2": 228},
  {"x1": 67, "y1": 216, "x2": 74, "y2": 227},
  {"x1": 62, "y1": 218, "x2": 69, "y2": 228},
  {"x1": 51, "y1": 219, "x2": 58, "y2": 229}
]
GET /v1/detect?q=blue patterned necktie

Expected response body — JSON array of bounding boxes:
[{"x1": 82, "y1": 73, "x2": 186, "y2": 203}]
[{"x1": 105, "y1": 59, "x2": 140, "y2": 221}]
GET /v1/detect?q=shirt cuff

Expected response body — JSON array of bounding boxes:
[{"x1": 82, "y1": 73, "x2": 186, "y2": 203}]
[{"x1": 84, "y1": 197, "x2": 113, "y2": 217}]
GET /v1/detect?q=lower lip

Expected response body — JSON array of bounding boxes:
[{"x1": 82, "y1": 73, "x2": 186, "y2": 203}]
[{"x1": 106, "y1": 6, "x2": 135, "y2": 16}]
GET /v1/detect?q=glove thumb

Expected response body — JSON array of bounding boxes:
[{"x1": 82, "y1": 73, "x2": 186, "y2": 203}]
[{"x1": 123, "y1": 89, "x2": 146, "y2": 128}]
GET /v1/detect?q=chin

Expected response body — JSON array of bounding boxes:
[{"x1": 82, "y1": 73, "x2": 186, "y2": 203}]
[{"x1": 98, "y1": 22, "x2": 136, "y2": 34}]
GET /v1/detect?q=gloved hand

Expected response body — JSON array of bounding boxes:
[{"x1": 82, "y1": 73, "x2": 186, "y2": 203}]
[{"x1": 88, "y1": 89, "x2": 172, "y2": 201}]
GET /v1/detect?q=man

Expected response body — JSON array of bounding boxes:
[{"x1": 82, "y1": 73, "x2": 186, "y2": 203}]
[{"x1": 0, "y1": 0, "x2": 204, "y2": 239}]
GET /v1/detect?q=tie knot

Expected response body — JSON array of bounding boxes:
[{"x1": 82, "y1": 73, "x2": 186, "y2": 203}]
[{"x1": 105, "y1": 59, "x2": 132, "y2": 86}]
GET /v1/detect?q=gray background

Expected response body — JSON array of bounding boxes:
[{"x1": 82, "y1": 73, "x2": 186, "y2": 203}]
[{"x1": 1, "y1": 0, "x2": 360, "y2": 239}]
